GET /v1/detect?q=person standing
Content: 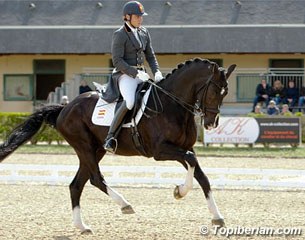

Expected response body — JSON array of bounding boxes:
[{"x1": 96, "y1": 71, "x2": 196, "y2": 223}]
[{"x1": 102, "y1": 1, "x2": 163, "y2": 153}]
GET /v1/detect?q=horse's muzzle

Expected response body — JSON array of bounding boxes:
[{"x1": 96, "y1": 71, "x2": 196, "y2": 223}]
[{"x1": 203, "y1": 114, "x2": 219, "y2": 130}]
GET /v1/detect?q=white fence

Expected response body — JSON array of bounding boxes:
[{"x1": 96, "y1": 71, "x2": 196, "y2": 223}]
[{"x1": 0, "y1": 164, "x2": 305, "y2": 190}]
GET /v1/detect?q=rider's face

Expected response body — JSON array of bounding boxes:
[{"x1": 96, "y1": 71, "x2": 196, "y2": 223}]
[{"x1": 129, "y1": 14, "x2": 143, "y2": 28}]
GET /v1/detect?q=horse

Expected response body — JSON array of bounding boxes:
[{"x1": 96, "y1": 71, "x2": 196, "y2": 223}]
[{"x1": 0, "y1": 58, "x2": 236, "y2": 234}]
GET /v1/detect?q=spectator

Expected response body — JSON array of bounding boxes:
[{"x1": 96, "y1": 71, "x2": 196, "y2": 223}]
[
  {"x1": 251, "y1": 79, "x2": 271, "y2": 112},
  {"x1": 297, "y1": 87, "x2": 305, "y2": 112},
  {"x1": 61, "y1": 95, "x2": 69, "y2": 105},
  {"x1": 79, "y1": 80, "x2": 92, "y2": 94},
  {"x1": 267, "y1": 100, "x2": 279, "y2": 115},
  {"x1": 284, "y1": 80, "x2": 299, "y2": 110},
  {"x1": 269, "y1": 80, "x2": 286, "y2": 105},
  {"x1": 254, "y1": 104, "x2": 264, "y2": 114},
  {"x1": 280, "y1": 104, "x2": 292, "y2": 116}
]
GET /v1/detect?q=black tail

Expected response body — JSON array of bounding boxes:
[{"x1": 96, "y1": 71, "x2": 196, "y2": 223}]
[{"x1": 0, "y1": 105, "x2": 64, "y2": 162}]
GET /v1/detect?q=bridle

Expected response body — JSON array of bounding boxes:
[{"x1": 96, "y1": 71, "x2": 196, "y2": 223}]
[
  {"x1": 146, "y1": 70, "x2": 227, "y2": 118},
  {"x1": 195, "y1": 72, "x2": 227, "y2": 117}
]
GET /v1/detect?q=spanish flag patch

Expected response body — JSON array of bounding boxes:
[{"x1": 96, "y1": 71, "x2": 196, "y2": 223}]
[{"x1": 98, "y1": 109, "x2": 106, "y2": 116}]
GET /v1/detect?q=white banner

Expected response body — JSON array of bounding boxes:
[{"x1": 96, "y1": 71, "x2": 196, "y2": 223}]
[{"x1": 204, "y1": 117, "x2": 260, "y2": 144}]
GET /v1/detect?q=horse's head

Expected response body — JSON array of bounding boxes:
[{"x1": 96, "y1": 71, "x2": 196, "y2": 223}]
[
  {"x1": 198, "y1": 62, "x2": 236, "y2": 130},
  {"x1": 160, "y1": 58, "x2": 236, "y2": 130}
]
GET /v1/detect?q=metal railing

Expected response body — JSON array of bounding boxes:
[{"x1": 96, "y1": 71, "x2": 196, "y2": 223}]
[
  {"x1": 45, "y1": 67, "x2": 305, "y2": 105},
  {"x1": 236, "y1": 68, "x2": 304, "y2": 102}
]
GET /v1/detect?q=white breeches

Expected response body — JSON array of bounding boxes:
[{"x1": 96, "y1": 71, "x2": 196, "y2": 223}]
[{"x1": 118, "y1": 74, "x2": 143, "y2": 110}]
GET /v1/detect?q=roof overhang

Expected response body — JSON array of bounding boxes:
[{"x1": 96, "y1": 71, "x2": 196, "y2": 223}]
[{"x1": 1, "y1": 24, "x2": 305, "y2": 54}]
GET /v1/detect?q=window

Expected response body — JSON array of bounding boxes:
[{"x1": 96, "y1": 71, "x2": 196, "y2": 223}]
[
  {"x1": 236, "y1": 74, "x2": 264, "y2": 102},
  {"x1": 33, "y1": 60, "x2": 65, "y2": 100},
  {"x1": 269, "y1": 59, "x2": 304, "y2": 91},
  {"x1": 270, "y1": 59, "x2": 303, "y2": 69},
  {"x1": 3, "y1": 74, "x2": 34, "y2": 101}
]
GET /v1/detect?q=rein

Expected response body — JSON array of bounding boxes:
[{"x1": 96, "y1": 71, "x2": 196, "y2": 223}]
[
  {"x1": 147, "y1": 79, "x2": 198, "y2": 116},
  {"x1": 146, "y1": 73, "x2": 224, "y2": 118}
]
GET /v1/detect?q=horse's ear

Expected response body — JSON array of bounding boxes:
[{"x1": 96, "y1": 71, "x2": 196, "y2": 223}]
[
  {"x1": 226, "y1": 64, "x2": 236, "y2": 79},
  {"x1": 212, "y1": 63, "x2": 219, "y2": 73}
]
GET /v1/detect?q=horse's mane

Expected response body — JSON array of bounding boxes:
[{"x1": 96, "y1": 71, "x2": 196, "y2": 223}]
[{"x1": 165, "y1": 58, "x2": 215, "y2": 80}]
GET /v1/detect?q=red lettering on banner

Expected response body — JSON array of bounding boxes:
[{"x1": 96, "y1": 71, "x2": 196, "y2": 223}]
[{"x1": 210, "y1": 118, "x2": 250, "y2": 135}]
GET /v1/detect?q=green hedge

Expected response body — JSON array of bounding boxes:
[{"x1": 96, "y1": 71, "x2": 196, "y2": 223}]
[{"x1": 0, "y1": 112, "x2": 65, "y2": 145}]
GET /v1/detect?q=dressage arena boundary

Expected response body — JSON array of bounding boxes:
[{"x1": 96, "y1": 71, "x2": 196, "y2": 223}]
[{"x1": 0, "y1": 164, "x2": 305, "y2": 190}]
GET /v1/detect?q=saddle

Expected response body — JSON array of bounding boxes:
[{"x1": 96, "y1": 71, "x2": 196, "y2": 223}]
[{"x1": 94, "y1": 81, "x2": 151, "y2": 155}]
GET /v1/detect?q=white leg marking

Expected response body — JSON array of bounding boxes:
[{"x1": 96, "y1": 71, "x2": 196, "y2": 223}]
[
  {"x1": 106, "y1": 185, "x2": 131, "y2": 208},
  {"x1": 178, "y1": 162, "x2": 195, "y2": 197},
  {"x1": 207, "y1": 192, "x2": 223, "y2": 220},
  {"x1": 72, "y1": 206, "x2": 91, "y2": 232}
]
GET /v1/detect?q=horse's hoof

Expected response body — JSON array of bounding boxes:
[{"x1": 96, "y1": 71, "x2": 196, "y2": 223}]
[
  {"x1": 212, "y1": 218, "x2": 225, "y2": 227},
  {"x1": 173, "y1": 185, "x2": 183, "y2": 199},
  {"x1": 121, "y1": 205, "x2": 135, "y2": 214},
  {"x1": 81, "y1": 229, "x2": 93, "y2": 235}
]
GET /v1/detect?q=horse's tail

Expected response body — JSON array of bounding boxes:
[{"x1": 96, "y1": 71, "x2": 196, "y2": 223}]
[{"x1": 0, "y1": 105, "x2": 64, "y2": 162}]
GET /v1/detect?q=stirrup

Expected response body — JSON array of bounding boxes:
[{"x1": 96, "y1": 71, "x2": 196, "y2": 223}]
[{"x1": 103, "y1": 137, "x2": 118, "y2": 153}]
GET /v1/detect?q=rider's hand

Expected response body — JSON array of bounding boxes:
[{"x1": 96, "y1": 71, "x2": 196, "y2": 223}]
[
  {"x1": 136, "y1": 70, "x2": 150, "y2": 82},
  {"x1": 154, "y1": 70, "x2": 163, "y2": 82}
]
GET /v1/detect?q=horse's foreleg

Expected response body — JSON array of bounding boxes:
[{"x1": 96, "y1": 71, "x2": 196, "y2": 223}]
[
  {"x1": 174, "y1": 161, "x2": 194, "y2": 199},
  {"x1": 70, "y1": 166, "x2": 92, "y2": 234},
  {"x1": 154, "y1": 143, "x2": 198, "y2": 199},
  {"x1": 194, "y1": 164, "x2": 225, "y2": 226}
]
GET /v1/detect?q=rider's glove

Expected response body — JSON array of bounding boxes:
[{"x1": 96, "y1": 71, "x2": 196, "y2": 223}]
[
  {"x1": 136, "y1": 70, "x2": 150, "y2": 82},
  {"x1": 154, "y1": 70, "x2": 163, "y2": 83}
]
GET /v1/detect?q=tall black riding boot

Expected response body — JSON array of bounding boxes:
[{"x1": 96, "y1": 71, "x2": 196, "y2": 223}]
[{"x1": 103, "y1": 101, "x2": 129, "y2": 153}]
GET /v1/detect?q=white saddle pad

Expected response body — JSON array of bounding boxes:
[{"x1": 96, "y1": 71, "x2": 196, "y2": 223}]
[{"x1": 91, "y1": 86, "x2": 152, "y2": 127}]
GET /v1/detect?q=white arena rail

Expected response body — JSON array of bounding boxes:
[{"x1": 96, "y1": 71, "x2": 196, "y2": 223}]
[{"x1": 0, "y1": 164, "x2": 305, "y2": 189}]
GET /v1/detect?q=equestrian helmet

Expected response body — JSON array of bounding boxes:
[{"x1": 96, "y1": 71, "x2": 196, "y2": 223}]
[{"x1": 123, "y1": 1, "x2": 148, "y2": 16}]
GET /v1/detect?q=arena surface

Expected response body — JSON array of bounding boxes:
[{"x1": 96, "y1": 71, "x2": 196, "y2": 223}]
[{"x1": 0, "y1": 153, "x2": 304, "y2": 240}]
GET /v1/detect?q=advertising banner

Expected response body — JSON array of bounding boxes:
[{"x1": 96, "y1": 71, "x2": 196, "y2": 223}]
[
  {"x1": 204, "y1": 117, "x2": 300, "y2": 144},
  {"x1": 255, "y1": 118, "x2": 300, "y2": 143}
]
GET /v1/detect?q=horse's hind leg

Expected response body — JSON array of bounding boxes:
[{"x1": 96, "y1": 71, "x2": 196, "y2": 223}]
[
  {"x1": 104, "y1": 184, "x2": 135, "y2": 214},
  {"x1": 70, "y1": 149, "x2": 134, "y2": 234},
  {"x1": 194, "y1": 163, "x2": 224, "y2": 226},
  {"x1": 87, "y1": 159, "x2": 135, "y2": 214},
  {"x1": 70, "y1": 165, "x2": 92, "y2": 234}
]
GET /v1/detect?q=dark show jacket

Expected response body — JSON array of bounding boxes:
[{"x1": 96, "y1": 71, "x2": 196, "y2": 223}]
[{"x1": 102, "y1": 23, "x2": 159, "y2": 102}]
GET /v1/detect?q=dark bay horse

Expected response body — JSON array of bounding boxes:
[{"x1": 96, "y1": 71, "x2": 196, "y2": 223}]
[{"x1": 0, "y1": 58, "x2": 236, "y2": 233}]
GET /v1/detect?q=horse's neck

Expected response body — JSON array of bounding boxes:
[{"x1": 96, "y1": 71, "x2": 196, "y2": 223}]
[{"x1": 161, "y1": 73, "x2": 196, "y2": 105}]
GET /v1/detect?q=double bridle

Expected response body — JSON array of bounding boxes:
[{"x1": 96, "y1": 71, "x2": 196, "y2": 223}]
[
  {"x1": 146, "y1": 72, "x2": 227, "y2": 118},
  {"x1": 195, "y1": 73, "x2": 227, "y2": 116}
]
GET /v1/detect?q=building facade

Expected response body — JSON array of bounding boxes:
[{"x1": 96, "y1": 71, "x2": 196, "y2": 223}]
[{"x1": 1, "y1": 0, "x2": 305, "y2": 112}]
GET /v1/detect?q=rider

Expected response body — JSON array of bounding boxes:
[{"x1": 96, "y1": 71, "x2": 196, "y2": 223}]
[{"x1": 103, "y1": 1, "x2": 163, "y2": 153}]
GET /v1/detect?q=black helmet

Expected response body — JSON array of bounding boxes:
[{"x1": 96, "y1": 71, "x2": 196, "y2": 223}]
[{"x1": 123, "y1": 1, "x2": 148, "y2": 16}]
